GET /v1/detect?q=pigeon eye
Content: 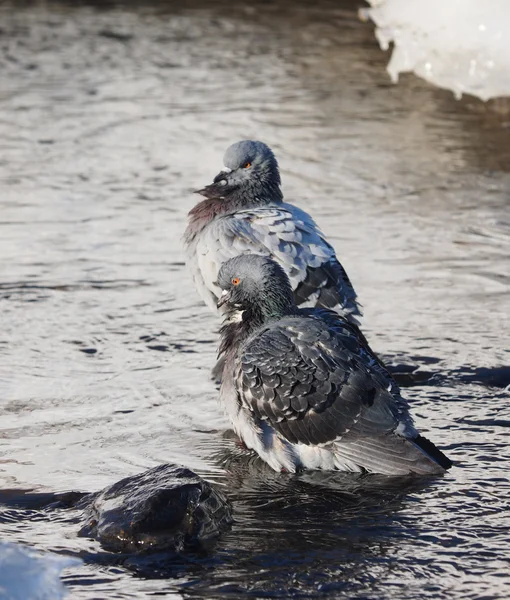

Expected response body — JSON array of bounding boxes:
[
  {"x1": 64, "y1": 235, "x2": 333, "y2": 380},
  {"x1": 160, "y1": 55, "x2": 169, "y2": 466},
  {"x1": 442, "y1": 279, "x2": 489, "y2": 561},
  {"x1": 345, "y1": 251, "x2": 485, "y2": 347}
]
[
  {"x1": 243, "y1": 162, "x2": 252, "y2": 169},
  {"x1": 232, "y1": 277, "x2": 241, "y2": 286}
]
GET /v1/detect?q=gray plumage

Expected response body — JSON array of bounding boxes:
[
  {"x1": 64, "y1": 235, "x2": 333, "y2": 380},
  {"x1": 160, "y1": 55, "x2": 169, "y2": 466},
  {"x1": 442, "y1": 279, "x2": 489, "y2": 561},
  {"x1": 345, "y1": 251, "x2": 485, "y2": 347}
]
[
  {"x1": 184, "y1": 140, "x2": 360, "y2": 322},
  {"x1": 216, "y1": 254, "x2": 452, "y2": 476}
]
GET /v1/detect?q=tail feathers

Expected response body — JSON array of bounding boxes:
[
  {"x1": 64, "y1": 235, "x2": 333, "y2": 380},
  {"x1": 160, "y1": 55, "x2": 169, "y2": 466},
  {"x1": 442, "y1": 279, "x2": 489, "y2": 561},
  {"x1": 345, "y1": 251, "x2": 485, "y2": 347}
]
[
  {"x1": 412, "y1": 434, "x2": 453, "y2": 471},
  {"x1": 333, "y1": 433, "x2": 452, "y2": 476}
]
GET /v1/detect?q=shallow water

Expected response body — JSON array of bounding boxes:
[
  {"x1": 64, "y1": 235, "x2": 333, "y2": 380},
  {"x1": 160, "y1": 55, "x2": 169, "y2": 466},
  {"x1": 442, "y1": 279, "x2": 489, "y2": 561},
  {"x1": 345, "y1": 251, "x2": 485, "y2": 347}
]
[{"x1": 0, "y1": 0, "x2": 509, "y2": 598}]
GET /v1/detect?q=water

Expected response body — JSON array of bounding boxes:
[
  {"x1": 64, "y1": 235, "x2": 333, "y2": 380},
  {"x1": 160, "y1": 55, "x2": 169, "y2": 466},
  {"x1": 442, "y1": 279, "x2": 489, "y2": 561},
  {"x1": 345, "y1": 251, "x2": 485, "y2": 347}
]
[{"x1": 0, "y1": 0, "x2": 509, "y2": 598}]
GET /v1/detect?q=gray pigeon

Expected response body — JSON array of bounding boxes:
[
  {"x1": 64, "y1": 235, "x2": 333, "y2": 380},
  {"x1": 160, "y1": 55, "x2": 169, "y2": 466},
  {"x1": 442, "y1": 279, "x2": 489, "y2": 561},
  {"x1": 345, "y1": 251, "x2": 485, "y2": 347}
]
[
  {"x1": 216, "y1": 254, "x2": 452, "y2": 476},
  {"x1": 184, "y1": 140, "x2": 361, "y2": 322}
]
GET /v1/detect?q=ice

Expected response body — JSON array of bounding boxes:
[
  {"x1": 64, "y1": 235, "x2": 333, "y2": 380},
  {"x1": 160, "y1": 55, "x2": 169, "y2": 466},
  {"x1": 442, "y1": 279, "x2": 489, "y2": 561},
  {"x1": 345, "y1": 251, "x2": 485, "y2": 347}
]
[
  {"x1": 363, "y1": 0, "x2": 510, "y2": 100},
  {"x1": 0, "y1": 542, "x2": 81, "y2": 600}
]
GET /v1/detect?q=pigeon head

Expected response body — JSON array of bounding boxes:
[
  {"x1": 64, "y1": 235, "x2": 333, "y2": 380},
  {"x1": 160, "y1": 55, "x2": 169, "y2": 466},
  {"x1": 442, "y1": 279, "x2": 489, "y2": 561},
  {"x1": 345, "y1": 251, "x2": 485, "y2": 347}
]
[
  {"x1": 197, "y1": 141, "x2": 283, "y2": 206},
  {"x1": 217, "y1": 254, "x2": 294, "y2": 322}
]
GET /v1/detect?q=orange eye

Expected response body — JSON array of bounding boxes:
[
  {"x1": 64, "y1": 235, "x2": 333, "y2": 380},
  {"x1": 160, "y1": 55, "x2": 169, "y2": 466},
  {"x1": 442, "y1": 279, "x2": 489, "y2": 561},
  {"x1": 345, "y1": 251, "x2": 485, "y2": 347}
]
[
  {"x1": 232, "y1": 277, "x2": 241, "y2": 286},
  {"x1": 243, "y1": 162, "x2": 251, "y2": 169}
]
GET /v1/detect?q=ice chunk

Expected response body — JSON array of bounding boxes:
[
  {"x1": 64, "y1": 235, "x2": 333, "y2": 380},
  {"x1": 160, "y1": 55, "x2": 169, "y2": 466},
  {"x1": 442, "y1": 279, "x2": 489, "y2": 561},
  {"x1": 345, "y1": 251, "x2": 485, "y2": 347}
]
[
  {"x1": 0, "y1": 542, "x2": 80, "y2": 600},
  {"x1": 363, "y1": 0, "x2": 510, "y2": 100}
]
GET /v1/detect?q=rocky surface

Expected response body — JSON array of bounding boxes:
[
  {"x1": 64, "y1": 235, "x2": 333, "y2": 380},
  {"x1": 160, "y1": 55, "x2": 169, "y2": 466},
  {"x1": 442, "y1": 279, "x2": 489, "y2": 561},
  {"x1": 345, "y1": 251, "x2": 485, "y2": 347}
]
[{"x1": 77, "y1": 464, "x2": 233, "y2": 554}]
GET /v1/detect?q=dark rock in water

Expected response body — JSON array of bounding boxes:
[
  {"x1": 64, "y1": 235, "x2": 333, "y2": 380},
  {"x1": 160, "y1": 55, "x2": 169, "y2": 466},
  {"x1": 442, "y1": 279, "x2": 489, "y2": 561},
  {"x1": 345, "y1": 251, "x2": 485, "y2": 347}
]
[{"x1": 77, "y1": 464, "x2": 232, "y2": 554}]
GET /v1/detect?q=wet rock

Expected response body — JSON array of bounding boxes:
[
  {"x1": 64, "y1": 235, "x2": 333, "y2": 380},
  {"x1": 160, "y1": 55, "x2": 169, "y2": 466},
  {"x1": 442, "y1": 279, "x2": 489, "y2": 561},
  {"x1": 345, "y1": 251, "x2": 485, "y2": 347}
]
[{"x1": 77, "y1": 464, "x2": 232, "y2": 554}]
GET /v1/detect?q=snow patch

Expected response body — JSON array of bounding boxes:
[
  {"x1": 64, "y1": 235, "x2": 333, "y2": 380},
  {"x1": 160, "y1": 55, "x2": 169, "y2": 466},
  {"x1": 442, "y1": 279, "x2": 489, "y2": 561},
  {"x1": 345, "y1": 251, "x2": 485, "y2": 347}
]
[
  {"x1": 363, "y1": 0, "x2": 510, "y2": 100},
  {"x1": 0, "y1": 542, "x2": 81, "y2": 600}
]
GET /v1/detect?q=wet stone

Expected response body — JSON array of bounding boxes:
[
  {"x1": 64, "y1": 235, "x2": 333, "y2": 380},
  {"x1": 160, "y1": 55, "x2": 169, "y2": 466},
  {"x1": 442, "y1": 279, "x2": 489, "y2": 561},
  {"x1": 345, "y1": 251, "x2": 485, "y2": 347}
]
[{"x1": 77, "y1": 464, "x2": 233, "y2": 554}]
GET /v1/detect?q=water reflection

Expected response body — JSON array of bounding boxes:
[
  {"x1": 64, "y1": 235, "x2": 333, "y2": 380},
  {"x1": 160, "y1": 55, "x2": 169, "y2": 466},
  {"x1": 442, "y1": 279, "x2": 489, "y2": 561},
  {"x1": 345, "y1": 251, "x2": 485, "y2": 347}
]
[{"x1": 0, "y1": 449, "x2": 440, "y2": 598}]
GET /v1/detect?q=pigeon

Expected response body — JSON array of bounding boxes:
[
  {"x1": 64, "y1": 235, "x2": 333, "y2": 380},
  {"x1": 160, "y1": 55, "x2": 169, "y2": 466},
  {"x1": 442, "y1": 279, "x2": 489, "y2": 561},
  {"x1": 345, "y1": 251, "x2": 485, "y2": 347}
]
[
  {"x1": 216, "y1": 254, "x2": 452, "y2": 476},
  {"x1": 184, "y1": 140, "x2": 361, "y2": 323}
]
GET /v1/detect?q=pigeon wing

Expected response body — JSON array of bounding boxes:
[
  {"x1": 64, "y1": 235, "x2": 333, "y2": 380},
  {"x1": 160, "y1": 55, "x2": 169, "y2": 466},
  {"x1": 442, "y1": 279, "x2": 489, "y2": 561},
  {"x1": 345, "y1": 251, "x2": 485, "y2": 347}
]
[
  {"x1": 301, "y1": 307, "x2": 403, "y2": 400},
  {"x1": 234, "y1": 317, "x2": 402, "y2": 447},
  {"x1": 194, "y1": 205, "x2": 360, "y2": 318}
]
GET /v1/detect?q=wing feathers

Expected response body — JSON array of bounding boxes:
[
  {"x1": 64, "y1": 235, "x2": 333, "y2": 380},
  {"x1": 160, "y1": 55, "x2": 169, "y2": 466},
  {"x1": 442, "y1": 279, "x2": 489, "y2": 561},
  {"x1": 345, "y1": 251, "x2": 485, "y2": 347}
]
[
  {"x1": 231, "y1": 312, "x2": 449, "y2": 475},
  {"x1": 235, "y1": 317, "x2": 404, "y2": 450}
]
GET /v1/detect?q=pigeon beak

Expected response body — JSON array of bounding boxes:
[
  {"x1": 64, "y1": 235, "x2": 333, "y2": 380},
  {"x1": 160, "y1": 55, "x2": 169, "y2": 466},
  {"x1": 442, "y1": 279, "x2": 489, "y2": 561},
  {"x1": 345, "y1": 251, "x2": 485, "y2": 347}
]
[
  {"x1": 217, "y1": 289, "x2": 230, "y2": 309},
  {"x1": 194, "y1": 168, "x2": 231, "y2": 197},
  {"x1": 213, "y1": 168, "x2": 231, "y2": 184}
]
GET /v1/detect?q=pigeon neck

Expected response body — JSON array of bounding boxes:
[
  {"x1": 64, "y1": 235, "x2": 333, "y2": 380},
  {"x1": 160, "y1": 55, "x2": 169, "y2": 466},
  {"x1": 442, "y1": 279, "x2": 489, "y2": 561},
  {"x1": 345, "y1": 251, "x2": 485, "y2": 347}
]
[
  {"x1": 218, "y1": 313, "x2": 254, "y2": 359},
  {"x1": 184, "y1": 197, "x2": 226, "y2": 243},
  {"x1": 226, "y1": 182, "x2": 283, "y2": 209},
  {"x1": 219, "y1": 302, "x2": 293, "y2": 357},
  {"x1": 247, "y1": 297, "x2": 295, "y2": 326}
]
